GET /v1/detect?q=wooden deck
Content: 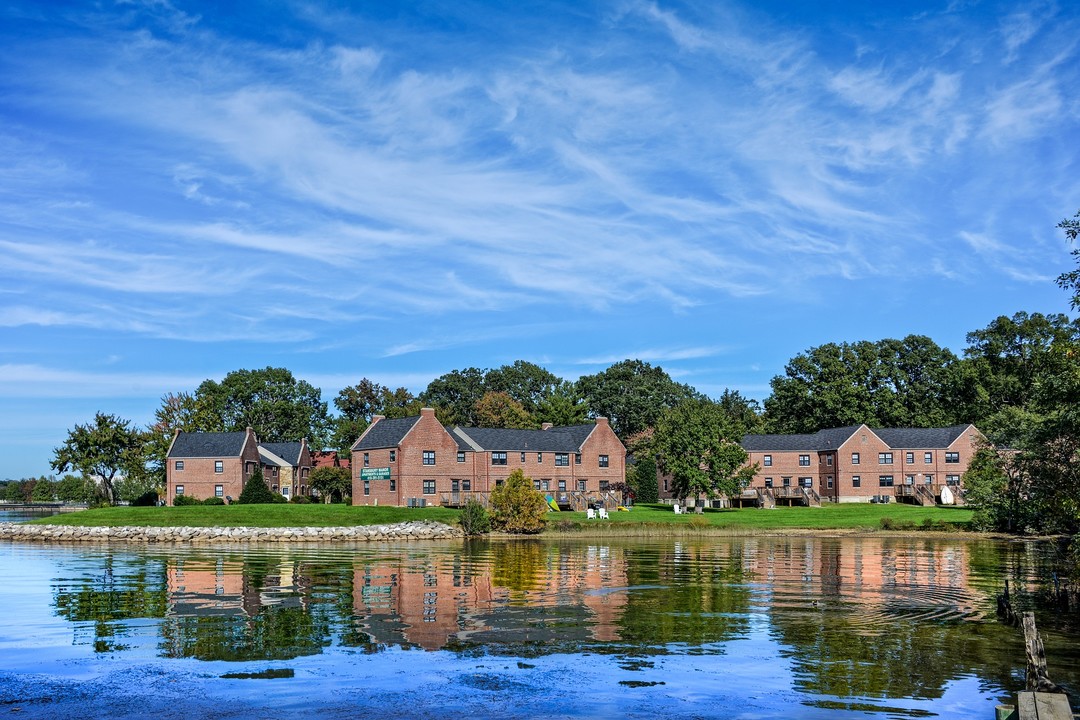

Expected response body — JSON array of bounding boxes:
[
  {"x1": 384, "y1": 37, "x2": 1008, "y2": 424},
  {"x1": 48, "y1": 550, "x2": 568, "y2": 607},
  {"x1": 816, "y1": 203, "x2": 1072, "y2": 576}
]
[{"x1": 998, "y1": 692, "x2": 1074, "y2": 720}]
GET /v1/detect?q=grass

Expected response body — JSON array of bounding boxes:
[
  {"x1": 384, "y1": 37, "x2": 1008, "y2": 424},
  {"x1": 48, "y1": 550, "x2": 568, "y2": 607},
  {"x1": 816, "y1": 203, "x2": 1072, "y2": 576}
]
[
  {"x1": 27, "y1": 501, "x2": 974, "y2": 533},
  {"x1": 546, "y1": 502, "x2": 974, "y2": 532},
  {"x1": 30, "y1": 504, "x2": 462, "y2": 528}
]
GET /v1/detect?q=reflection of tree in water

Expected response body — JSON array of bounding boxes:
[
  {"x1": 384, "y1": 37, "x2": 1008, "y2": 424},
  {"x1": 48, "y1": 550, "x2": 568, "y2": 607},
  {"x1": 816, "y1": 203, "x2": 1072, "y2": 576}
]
[
  {"x1": 52, "y1": 555, "x2": 168, "y2": 653},
  {"x1": 490, "y1": 540, "x2": 547, "y2": 594},
  {"x1": 615, "y1": 542, "x2": 753, "y2": 647}
]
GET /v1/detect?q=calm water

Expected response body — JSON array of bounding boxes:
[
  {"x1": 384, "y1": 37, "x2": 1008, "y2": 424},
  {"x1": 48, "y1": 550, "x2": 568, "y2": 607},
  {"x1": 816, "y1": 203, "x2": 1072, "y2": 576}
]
[{"x1": 0, "y1": 535, "x2": 1075, "y2": 719}]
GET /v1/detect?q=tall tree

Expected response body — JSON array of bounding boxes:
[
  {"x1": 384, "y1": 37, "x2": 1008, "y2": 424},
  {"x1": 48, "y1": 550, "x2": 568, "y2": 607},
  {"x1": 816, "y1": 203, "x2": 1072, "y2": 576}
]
[
  {"x1": 473, "y1": 391, "x2": 535, "y2": 429},
  {"x1": 1056, "y1": 209, "x2": 1080, "y2": 309},
  {"x1": 483, "y1": 361, "x2": 560, "y2": 415},
  {"x1": 535, "y1": 380, "x2": 590, "y2": 427},
  {"x1": 51, "y1": 413, "x2": 145, "y2": 504},
  {"x1": 195, "y1": 367, "x2": 331, "y2": 446},
  {"x1": 420, "y1": 367, "x2": 486, "y2": 426},
  {"x1": 146, "y1": 391, "x2": 218, "y2": 486},
  {"x1": 332, "y1": 379, "x2": 421, "y2": 453},
  {"x1": 576, "y1": 359, "x2": 700, "y2": 439},
  {"x1": 653, "y1": 399, "x2": 756, "y2": 511}
]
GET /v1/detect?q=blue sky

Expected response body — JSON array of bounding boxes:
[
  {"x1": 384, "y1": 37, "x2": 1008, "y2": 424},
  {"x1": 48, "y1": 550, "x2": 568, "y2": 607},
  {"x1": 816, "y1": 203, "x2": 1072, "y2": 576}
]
[{"x1": 1, "y1": 0, "x2": 1078, "y2": 479}]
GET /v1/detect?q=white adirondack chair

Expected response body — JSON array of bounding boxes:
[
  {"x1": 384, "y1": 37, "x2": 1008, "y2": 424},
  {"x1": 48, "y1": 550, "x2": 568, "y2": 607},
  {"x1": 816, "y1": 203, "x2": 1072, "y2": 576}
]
[
  {"x1": 673, "y1": 504, "x2": 683, "y2": 514},
  {"x1": 598, "y1": 508, "x2": 609, "y2": 520},
  {"x1": 586, "y1": 508, "x2": 597, "y2": 520}
]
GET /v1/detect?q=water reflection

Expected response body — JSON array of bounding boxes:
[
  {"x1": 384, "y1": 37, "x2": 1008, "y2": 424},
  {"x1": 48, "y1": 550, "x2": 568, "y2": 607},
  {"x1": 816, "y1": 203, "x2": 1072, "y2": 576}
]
[{"x1": 41, "y1": 536, "x2": 1078, "y2": 702}]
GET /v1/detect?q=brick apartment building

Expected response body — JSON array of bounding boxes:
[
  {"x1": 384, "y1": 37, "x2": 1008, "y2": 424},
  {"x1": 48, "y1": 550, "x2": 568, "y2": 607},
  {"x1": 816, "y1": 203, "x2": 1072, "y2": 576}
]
[
  {"x1": 166, "y1": 428, "x2": 312, "y2": 503},
  {"x1": 658, "y1": 423, "x2": 982, "y2": 505},
  {"x1": 350, "y1": 407, "x2": 626, "y2": 507}
]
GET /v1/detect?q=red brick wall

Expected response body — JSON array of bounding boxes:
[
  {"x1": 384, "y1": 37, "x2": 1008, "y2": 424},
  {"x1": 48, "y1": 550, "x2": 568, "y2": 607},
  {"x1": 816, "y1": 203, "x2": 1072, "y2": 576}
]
[{"x1": 166, "y1": 428, "x2": 260, "y2": 504}]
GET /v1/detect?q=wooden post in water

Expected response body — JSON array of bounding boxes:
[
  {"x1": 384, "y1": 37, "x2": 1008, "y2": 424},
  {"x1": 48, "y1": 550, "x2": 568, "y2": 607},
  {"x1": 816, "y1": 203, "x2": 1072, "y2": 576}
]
[{"x1": 1021, "y1": 612, "x2": 1060, "y2": 694}]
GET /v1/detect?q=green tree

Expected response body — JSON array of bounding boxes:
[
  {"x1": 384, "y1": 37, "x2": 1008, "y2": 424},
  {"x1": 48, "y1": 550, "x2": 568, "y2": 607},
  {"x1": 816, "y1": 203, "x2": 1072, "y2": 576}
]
[
  {"x1": 962, "y1": 446, "x2": 1027, "y2": 532},
  {"x1": 1056, "y1": 209, "x2": 1080, "y2": 309},
  {"x1": 51, "y1": 413, "x2": 145, "y2": 504},
  {"x1": 654, "y1": 399, "x2": 757, "y2": 512},
  {"x1": 56, "y1": 474, "x2": 97, "y2": 503},
  {"x1": 489, "y1": 468, "x2": 548, "y2": 534},
  {"x1": 195, "y1": 367, "x2": 332, "y2": 447},
  {"x1": 628, "y1": 455, "x2": 659, "y2": 503},
  {"x1": 473, "y1": 391, "x2": 535, "y2": 429},
  {"x1": 576, "y1": 359, "x2": 701, "y2": 439},
  {"x1": 145, "y1": 391, "x2": 218, "y2": 487},
  {"x1": 237, "y1": 467, "x2": 276, "y2": 504},
  {"x1": 31, "y1": 477, "x2": 56, "y2": 502},
  {"x1": 309, "y1": 466, "x2": 351, "y2": 503},
  {"x1": 420, "y1": 367, "x2": 486, "y2": 426},
  {"x1": 535, "y1": 381, "x2": 590, "y2": 427},
  {"x1": 483, "y1": 361, "x2": 560, "y2": 415}
]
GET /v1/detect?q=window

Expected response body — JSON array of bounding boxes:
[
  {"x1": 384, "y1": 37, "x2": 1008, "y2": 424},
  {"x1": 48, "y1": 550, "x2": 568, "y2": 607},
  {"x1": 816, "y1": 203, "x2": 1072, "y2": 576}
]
[
  {"x1": 452, "y1": 479, "x2": 461, "y2": 492},
  {"x1": 579, "y1": 480, "x2": 587, "y2": 491},
  {"x1": 763, "y1": 455, "x2": 772, "y2": 467},
  {"x1": 924, "y1": 452, "x2": 933, "y2": 463},
  {"x1": 879, "y1": 475, "x2": 894, "y2": 487},
  {"x1": 827, "y1": 476, "x2": 834, "y2": 489},
  {"x1": 214, "y1": 460, "x2": 224, "y2": 474},
  {"x1": 272, "y1": 467, "x2": 278, "y2": 477},
  {"x1": 905, "y1": 475, "x2": 915, "y2": 485},
  {"x1": 422, "y1": 450, "x2": 436, "y2": 465},
  {"x1": 521, "y1": 452, "x2": 526, "y2": 463},
  {"x1": 555, "y1": 453, "x2": 569, "y2": 466},
  {"x1": 364, "y1": 453, "x2": 370, "y2": 467},
  {"x1": 906, "y1": 452, "x2": 915, "y2": 464},
  {"x1": 423, "y1": 480, "x2": 435, "y2": 495},
  {"x1": 492, "y1": 452, "x2": 507, "y2": 466},
  {"x1": 946, "y1": 474, "x2": 961, "y2": 486},
  {"x1": 764, "y1": 477, "x2": 773, "y2": 488},
  {"x1": 364, "y1": 481, "x2": 370, "y2": 496},
  {"x1": 282, "y1": 486, "x2": 289, "y2": 497},
  {"x1": 215, "y1": 485, "x2": 223, "y2": 498},
  {"x1": 799, "y1": 454, "x2": 810, "y2": 466},
  {"x1": 558, "y1": 479, "x2": 567, "y2": 491},
  {"x1": 599, "y1": 480, "x2": 609, "y2": 491},
  {"x1": 575, "y1": 453, "x2": 581, "y2": 465},
  {"x1": 390, "y1": 450, "x2": 396, "y2": 462},
  {"x1": 389, "y1": 478, "x2": 396, "y2": 491},
  {"x1": 174, "y1": 460, "x2": 184, "y2": 471},
  {"x1": 599, "y1": 454, "x2": 609, "y2": 468},
  {"x1": 534, "y1": 480, "x2": 542, "y2": 490},
  {"x1": 457, "y1": 451, "x2": 466, "y2": 463},
  {"x1": 924, "y1": 474, "x2": 933, "y2": 484},
  {"x1": 782, "y1": 477, "x2": 791, "y2": 487},
  {"x1": 799, "y1": 477, "x2": 812, "y2": 488},
  {"x1": 663, "y1": 479, "x2": 669, "y2": 492},
  {"x1": 826, "y1": 454, "x2": 833, "y2": 466},
  {"x1": 878, "y1": 453, "x2": 893, "y2": 464},
  {"x1": 175, "y1": 485, "x2": 185, "y2": 495},
  {"x1": 538, "y1": 453, "x2": 543, "y2": 463},
  {"x1": 851, "y1": 453, "x2": 860, "y2": 465},
  {"x1": 462, "y1": 479, "x2": 470, "y2": 491},
  {"x1": 852, "y1": 476, "x2": 861, "y2": 488},
  {"x1": 945, "y1": 452, "x2": 960, "y2": 464},
  {"x1": 541, "y1": 480, "x2": 548, "y2": 491}
]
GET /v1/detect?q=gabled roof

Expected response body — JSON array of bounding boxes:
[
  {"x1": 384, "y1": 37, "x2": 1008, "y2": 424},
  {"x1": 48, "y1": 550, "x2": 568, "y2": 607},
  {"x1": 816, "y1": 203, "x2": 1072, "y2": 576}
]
[
  {"x1": 741, "y1": 432, "x2": 823, "y2": 453},
  {"x1": 168, "y1": 431, "x2": 249, "y2": 458},
  {"x1": 260, "y1": 441, "x2": 304, "y2": 466},
  {"x1": 258, "y1": 446, "x2": 289, "y2": 467},
  {"x1": 353, "y1": 416, "x2": 422, "y2": 450},
  {"x1": 452, "y1": 425, "x2": 595, "y2": 453},
  {"x1": 873, "y1": 426, "x2": 972, "y2": 449}
]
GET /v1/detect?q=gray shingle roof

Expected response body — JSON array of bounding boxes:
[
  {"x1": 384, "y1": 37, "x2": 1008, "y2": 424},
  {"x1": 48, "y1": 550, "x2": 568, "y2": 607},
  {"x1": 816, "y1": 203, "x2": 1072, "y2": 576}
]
[
  {"x1": 742, "y1": 424, "x2": 973, "y2": 452},
  {"x1": 873, "y1": 426, "x2": 971, "y2": 449},
  {"x1": 260, "y1": 442, "x2": 303, "y2": 465},
  {"x1": 168, "y1": 431, "x2": 249, "y2": 458},
  {"x1": 453, "y1": 425, "x2": 594, "y2": 452},
  {"x1": 353, "y1": 416, "x2": 422, "y2": 450}
]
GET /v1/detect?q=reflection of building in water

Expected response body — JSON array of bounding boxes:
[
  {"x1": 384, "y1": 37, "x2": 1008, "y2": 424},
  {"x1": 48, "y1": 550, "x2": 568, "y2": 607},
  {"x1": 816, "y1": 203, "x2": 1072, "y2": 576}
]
[
  {"x1": 351, "y1": 545, "x2": 629, "y2": 650},
  {"x1": 166, "y1": 557, "x2": 310, "y2": 619}
]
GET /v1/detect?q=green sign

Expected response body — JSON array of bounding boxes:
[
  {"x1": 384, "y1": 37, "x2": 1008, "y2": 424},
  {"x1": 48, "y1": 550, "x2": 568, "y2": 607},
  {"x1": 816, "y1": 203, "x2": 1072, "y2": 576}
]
[{"x1": 360, "y1": 467, "x2": 392, "y2": 480}]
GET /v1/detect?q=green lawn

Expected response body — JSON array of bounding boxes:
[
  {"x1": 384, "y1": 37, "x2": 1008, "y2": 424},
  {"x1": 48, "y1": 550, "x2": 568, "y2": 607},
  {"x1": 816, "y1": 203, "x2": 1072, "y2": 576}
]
[
  {"x1": 29, "y1": 501, "x2": 973, "y2": 532},
  {"x1": 548, "y1": 502, "x2": 973, "y2": 531},
  {"x1": 31, "y1": 504, "x2": 461, "y2": 528}
]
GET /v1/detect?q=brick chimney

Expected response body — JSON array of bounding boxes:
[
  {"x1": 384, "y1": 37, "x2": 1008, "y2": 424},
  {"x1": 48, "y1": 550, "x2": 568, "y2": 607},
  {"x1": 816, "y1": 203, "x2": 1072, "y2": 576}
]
[
  {"x1": 594, "y1": 417, "x2": 610, "y2": 427},
  {"x1": 420, "y1": 407, "x2": 435, "y2": 417},
  {"x1": 541, "y1": 422, "x2": 553, "y2": 430},
  {"x1": 371, "y1": 415, "x2": 385, "y2": 424}
]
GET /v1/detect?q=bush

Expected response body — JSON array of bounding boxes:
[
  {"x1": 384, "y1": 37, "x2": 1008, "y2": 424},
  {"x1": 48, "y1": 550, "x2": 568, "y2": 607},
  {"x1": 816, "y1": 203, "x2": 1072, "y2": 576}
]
[
  {"x1": 489, "y1": 469, "x2": 548, "y2": 534},
  {"x1": 460, "y1": 498, "x2": 491, "y2": 535},
  {"x1": 630, "y1": 456, "x2": 659, "y2": 504},
  {"x1": 131, "y1": 491, "x2": 159, "y2": 507},
  {"x1": 272, "y1": 493, "x2": 289, "y2": 503},
  {"x1": 237, "y1": 468, "x2": 277, "y2": 504},
  {"x1": 173, "y1": 494, "x2": 201, "y2": 506},
  {"x1": 290, "y1": 495, "x2": 311, "y2": 504},
  {"x1": 203, "y1": 497, "x2": 225, "y2": 505}
]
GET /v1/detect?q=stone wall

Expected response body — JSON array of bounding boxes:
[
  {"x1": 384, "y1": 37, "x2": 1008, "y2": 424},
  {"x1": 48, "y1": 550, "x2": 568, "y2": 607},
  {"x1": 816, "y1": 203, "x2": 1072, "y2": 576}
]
[{"x1": 0, "y1": 520, "x2": 463, "y2": 543}]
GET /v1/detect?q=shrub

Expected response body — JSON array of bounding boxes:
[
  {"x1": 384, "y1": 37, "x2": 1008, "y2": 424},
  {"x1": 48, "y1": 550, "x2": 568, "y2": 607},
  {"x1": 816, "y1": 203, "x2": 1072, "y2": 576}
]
[
  {"x1": 489, "y1": 469, "x2": 548, "y2": 534},
  {"x1": 460, "y1": 498, "x2": 491, "y2": 535},
  {"x1": 131, "y1": 491, "x2": 159, "y2": 507},
  {"x1": 688, "y1": 514, "x2": 709, "y2": 530},
  {"x1": 173, "y1": 494, "x2": 201, "y2": 506},
  {"x1": 237, "y1": 468, "x2": 276, "y2": 504},
  {"x1": 202, "y1": 497, "x2": 225, "y2": 505},
  {"x1": 630, "y1": 456, "x2": 659, "y2": 504},
  {"x1": 290, "y1": 495, "x2": 311, "y2": 504},
  {"x1": 272, "y1": 493, "x2": 288, "y2": 504}
]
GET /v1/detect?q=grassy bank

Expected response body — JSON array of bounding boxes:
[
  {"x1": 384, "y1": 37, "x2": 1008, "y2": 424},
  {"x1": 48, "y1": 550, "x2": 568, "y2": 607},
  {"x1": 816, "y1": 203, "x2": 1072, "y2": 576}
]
[{"x1": 26, "y1": 501, "x2": 973, "y2": 533}]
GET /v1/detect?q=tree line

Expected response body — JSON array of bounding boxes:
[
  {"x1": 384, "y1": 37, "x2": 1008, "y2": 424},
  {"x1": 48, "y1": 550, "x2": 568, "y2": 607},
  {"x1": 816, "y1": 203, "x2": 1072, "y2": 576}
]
[{"x1": 48, "y1": 212, "x2": 1080, "y2": 533}]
